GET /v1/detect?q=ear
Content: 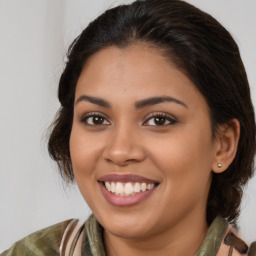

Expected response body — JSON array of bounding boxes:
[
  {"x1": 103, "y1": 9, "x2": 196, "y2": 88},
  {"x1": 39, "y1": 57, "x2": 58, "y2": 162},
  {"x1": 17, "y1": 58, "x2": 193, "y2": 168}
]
[{"x1": 211, "y1": 119, "x2": 240, "y2": 173}]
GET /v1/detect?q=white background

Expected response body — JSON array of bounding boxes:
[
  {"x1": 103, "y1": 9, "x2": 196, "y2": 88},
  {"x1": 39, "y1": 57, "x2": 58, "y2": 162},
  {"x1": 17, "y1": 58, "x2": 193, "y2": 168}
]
[{"x1": 0, "y1": 0, "x2": 255, "y2": 251}]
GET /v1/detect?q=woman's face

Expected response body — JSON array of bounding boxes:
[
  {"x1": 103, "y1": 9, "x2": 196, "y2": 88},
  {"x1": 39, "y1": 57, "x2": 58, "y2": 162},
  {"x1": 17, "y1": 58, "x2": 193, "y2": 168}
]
[{"x1": 70, "y1": 45, "x2": 219, "y2": 239}]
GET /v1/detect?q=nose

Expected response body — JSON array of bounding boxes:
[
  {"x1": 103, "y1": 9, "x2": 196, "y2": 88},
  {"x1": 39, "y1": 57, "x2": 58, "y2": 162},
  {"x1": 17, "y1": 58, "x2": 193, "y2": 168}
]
[{"x1": 102, "y1": 126, "x2": 146, "y2": 166}]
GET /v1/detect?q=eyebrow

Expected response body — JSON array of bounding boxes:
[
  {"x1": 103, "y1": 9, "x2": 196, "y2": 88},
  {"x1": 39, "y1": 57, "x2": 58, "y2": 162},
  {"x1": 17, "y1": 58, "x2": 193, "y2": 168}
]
[
  {"x1": 135, "y1": 96, "x2": 188, "y2": 109},
  {"x1": 75, "y1": 95, "x2": 188, "y2": 109},
  {"x1": 75, "y1": 95, "x2": 111, "y2": 108}
]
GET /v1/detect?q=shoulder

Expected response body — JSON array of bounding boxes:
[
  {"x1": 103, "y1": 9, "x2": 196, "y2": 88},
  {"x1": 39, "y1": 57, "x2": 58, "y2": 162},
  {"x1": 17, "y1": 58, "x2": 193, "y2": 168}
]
[
  {"x1": 1, "y1": 219, "x2": 74, "y2": 256},
  {"x1": 217, "y1": 221, "x2": 256, "y2": 256},
  {"x1": 197, "y1": 217, "x2": 256, "y2": 256},
  {"x1": 248, "y1": 242, "x2": 256, "y2": 256}
]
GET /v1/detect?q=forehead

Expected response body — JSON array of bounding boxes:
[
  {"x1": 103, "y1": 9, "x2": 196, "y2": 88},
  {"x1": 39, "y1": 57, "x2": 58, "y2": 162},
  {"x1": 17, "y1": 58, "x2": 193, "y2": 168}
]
[{"x1": 75, "y1": 44, "x2": 207, "y2": 110}]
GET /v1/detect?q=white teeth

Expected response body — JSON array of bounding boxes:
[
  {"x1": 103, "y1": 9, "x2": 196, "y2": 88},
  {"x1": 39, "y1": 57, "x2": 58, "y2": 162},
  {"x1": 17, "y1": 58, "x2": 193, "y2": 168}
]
[
  {"x1": 105, "y1": 181, "x2": 156, "y2": 196},
  {"x1": 147, "y1": 184, "x2": 154, "y2": 190},
  {"x1": 116, "y1": 182, "x2": 124, "y2": 195},
  {"x1": 124, "y1": 182, "x2": 133, "y2": 196},
  {"x1": 110, "y1": 182, "x2": 116, "y2": 193},
  {"x1": 105, "y1": 181, "x2": 111, "y2": 191},
  {"x1": 141, "y1": 183, "x2": 147, "y2": 192},
  {"x1": 134, "y1": 182, "x2": 141, "y2": 193}
]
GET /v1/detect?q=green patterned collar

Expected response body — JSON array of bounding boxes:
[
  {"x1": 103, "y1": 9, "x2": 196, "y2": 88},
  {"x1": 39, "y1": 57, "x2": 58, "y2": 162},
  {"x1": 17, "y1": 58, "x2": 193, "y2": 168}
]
[
  {"x1": 83, "y1": 215, "x2": 228, "y2": 256},
  {"x1": 196, "y1": 217, "x2": 228, "y2": 256}
]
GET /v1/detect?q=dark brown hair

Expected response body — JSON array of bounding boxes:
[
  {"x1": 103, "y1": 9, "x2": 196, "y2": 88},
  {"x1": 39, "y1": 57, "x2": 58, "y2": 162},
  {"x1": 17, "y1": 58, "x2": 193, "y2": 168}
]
[{"x1": 48, "y1": 0, "x2": 256, "y2": 225}]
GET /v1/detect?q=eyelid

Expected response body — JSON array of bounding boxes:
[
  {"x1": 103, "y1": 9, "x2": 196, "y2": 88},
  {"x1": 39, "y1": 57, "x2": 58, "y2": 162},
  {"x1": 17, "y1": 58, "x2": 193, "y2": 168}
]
[
  {"x1": 142, "y1": 112, "x2": 177, "y2": 126},
  {"x1": 80, "y1": 111, "x2": 111, "y2": 125},
  {"x1": 79, "y1": 111, "x2": 177, "y2": 126}
]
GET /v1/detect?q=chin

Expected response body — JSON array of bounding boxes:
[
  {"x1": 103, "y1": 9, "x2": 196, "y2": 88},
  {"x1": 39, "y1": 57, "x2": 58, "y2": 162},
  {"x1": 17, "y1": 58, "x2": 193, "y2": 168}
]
[
  {"x1": 105, "y1": 222, "x2": 153, "y2": 239},
  {"x1": 98, "y1": 211, "x2": 157, "y2": 239}
]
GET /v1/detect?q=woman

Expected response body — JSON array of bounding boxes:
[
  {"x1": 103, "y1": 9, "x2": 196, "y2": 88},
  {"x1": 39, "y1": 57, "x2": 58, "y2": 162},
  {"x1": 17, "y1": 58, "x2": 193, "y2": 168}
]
[{"x1": 1, "y1": 0, "x2": 255, "y2": 255}]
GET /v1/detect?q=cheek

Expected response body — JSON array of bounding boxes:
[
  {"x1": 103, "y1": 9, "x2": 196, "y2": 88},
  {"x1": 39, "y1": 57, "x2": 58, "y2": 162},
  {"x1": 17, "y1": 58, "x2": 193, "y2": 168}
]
[
  {"x1": 147, "y1": 125, "x2": 214, "y2": 194},
  {"x1": 150, "y1": 129, "x2": 213, "y2": 169},
  {"x1": 154, "y1": 136, "x2": 213, "y2": 221},
  {"x1": 69, "y1": 126, "x2": 102, "y2": 207},
  {"x1": 69, "y1": 125, "x2": 100, "y2": 179}
]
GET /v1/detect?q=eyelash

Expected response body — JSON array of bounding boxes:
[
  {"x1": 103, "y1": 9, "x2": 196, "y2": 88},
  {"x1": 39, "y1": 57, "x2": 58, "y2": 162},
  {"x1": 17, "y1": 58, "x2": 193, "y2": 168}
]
[
  {"x1": 80, "y1": 112, "x2": 111, "y2": 126},
  {"x1": 80, "y1": 112, "x2": 177, "y2": 127},
  {"x1": 143, "y1": 112, "x2": 177, "y2": 126}
]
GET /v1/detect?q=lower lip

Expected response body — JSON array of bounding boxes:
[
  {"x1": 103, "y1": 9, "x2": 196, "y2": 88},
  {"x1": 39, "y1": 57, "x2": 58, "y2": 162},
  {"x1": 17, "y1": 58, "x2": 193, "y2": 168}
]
[{"x1": 99, "y1": 182, "x2": 157, "y2": 207}]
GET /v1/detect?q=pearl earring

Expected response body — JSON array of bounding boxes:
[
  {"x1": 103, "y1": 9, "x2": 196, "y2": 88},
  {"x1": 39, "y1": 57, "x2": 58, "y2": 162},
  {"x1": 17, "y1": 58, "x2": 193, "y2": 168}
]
[{"x1": 217, "y1": 163, "x2": 222, "y2": 168}]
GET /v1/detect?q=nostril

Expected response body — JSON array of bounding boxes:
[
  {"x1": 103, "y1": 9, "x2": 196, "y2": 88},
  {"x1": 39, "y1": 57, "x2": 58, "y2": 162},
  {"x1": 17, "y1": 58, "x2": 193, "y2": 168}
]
[
  {"x1": 104, "y1": 154, "x2": 141, "y2": 166},
  {"x1": 102, "y1": 138, "x2": 146, "y2": 165},
  {"x1": 105, "y1": 158, "x2": 113, "y2": 164}
]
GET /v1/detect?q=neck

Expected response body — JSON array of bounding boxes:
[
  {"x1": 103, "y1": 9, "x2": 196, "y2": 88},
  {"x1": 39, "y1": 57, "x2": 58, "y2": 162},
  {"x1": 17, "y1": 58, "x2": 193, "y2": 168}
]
[{"x1": 104, "y1": 213, "x2": 208, "y2": 256}]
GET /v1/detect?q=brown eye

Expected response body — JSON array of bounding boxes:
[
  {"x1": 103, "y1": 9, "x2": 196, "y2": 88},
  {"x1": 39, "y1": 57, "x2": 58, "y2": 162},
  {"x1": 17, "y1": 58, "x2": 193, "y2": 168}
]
[
  {"x1": 91, "y1": 116, "x2": 105, "y2": 125},
  {"x1": 143, "y1": 113, "x2": 177, "y2": 126},
  {"x1": 154, "y1": 116, "x2": 167, "y2": 125},
  {"x1": 81, "y1": 114, "x2": 110, "y2": 126}
]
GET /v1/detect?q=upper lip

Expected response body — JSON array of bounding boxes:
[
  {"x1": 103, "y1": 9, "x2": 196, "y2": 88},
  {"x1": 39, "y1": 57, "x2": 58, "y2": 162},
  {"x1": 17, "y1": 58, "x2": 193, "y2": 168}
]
[{"x1": 98, "y1": 174, "x2": 159, "y2": 184}]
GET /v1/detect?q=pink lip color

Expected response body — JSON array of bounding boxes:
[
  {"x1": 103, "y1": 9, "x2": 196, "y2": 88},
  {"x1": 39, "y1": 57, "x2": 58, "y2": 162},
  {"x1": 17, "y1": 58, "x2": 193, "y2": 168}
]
[
  {"x1": 98, "y1": 174, "x2": 159, "y2": 207},
  {"x1": 98, "y1": 174, "x2": 159, "y2": 184}
]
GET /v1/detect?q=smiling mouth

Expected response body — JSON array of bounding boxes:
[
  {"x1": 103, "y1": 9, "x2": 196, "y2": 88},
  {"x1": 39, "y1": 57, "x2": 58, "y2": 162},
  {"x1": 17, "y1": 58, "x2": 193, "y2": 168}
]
[
  {"x1": 98, "y1": 174, "x2": 159, "y2": 197},
  {"x1": 102, "y1": 181, "x2": 156, "y2": 196},
  {"x1": 98, "y1": 174, "x2": 159, "y2": 207}
]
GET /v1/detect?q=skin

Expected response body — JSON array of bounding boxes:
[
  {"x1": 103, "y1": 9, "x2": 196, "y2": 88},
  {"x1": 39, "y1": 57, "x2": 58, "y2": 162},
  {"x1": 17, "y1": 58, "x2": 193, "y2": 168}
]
[{"x1": 69, "y1": 45, "x2": 240, "y2": 256}]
